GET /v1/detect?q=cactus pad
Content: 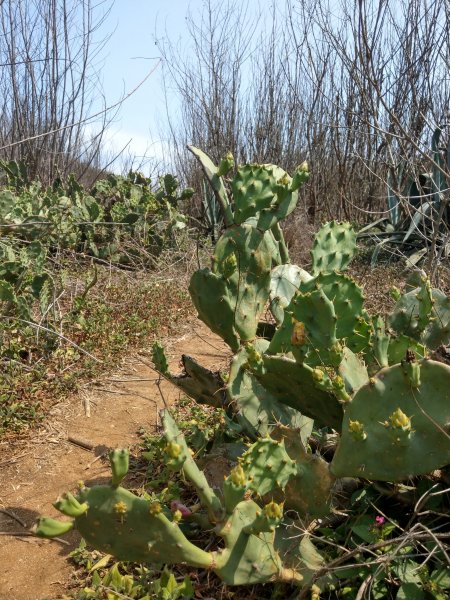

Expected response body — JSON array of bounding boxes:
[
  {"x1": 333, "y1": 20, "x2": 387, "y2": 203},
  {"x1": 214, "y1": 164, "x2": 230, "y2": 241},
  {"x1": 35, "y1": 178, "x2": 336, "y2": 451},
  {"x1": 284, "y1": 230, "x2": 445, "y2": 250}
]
[
  {"x1": 331, "y1": 359, "x2": 450, "y2": 480},
  {"x1": 311, "y1": 221, "x2": 357, "y2": 274},
  {"x1": 228, "y1": 340, "x2": 312, "y2": 438}
]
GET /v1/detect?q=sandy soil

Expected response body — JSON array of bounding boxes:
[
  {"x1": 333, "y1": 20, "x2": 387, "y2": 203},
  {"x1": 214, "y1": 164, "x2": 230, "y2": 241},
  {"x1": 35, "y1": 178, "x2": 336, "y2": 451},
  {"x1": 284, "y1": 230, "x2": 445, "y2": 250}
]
[{"x1": 0, "y1": 320, "x2": 229, "y2": 600}]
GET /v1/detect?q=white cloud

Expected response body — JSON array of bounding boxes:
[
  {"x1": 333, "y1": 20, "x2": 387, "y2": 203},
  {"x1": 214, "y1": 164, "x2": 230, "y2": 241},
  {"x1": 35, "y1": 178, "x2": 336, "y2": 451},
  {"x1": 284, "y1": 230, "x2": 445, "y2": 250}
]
[{"x1": 100, "y1": 128, "x2": 172, "y2": 173}]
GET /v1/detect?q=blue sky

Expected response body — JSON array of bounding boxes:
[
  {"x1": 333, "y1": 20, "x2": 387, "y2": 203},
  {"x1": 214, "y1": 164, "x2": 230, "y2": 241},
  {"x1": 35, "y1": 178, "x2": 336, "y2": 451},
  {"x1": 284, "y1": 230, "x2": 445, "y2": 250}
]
[{"x1": 91, "y1": 0, "x2": 208, "y2": 171}]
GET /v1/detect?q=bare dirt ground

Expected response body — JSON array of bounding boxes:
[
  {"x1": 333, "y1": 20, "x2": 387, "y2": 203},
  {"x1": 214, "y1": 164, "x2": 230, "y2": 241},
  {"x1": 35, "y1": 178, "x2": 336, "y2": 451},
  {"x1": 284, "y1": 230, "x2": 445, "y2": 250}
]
[{"x1": 0, "y1": 320, "x2": 229, "y2": 600}]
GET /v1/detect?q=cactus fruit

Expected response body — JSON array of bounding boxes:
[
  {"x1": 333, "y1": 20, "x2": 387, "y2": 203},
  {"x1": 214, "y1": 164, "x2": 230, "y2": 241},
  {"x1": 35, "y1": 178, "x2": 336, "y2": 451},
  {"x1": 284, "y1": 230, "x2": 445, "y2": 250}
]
[
  {"x1": 311, "y1": 221, "x2": 357, "y2": 274},
  {"x1": 331, "y1": 359, "x2": 450, "y2": 480}
]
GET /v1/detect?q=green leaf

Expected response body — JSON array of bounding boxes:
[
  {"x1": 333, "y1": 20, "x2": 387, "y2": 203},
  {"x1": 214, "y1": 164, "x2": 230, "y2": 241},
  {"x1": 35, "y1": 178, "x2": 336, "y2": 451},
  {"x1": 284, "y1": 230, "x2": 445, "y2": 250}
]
[
  {"x1": 123, "y1": 212, "x2": 140, "y2": 225},
  {"x1": 396, "y1": 582, "x2": 426, "y2": 600},
  {"x1": 430, "y1": 568, "x2": 450, "y2": 589},
  {"x1": 392, "y1": 560, "x2": 422, "y2": 584},
  {"x1": 89, "y1": 553, "x2": 112, "y2": 572},
  {"x1": 350, "y1": 514, "x2": 379, "y2": 544}
]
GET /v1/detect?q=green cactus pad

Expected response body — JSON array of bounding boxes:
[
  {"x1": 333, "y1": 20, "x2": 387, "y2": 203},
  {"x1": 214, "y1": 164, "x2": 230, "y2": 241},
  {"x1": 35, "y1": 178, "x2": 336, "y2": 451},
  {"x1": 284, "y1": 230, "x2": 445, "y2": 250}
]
[
  {"x1": 162, "y1": 411, "x2": 224, "y2": 521},
  {"x1": 269, "y1": 264, "x2": 313, "y2": 325},
  {"x1": 75, "y1": 485, "x2": 213, "y2": 567},
  {"x1": 311, "y1": 221, "x2": 357, "y2": 274},
  {"x1": 338, "y1": 347, "x2": 369, "y2": 395},
  {"x1": 240, "y1": 437, "x2": 297, "y2": 496},
  {"x1": 389, "y1": 281, "x2": 450, "y2": 350},
  {"x1": 231, "y1": 164, "x2": 301, "y2": 231},
  {"x1": 228, "y1": 340, "x2": 313, "y2": 438},
  {"x1": 189, "y1": 269, "x2": 240, "y2": 351},
  {"x1": 110, "y1": 449, "x2": 129, "y2": 487},
  {"x1": 253, "y1": 355, "x2": 344, "y2": 430},
  {"x1": 213, "y1": 224, "x2": 273, "y2": 339},
  {"x1": 214, "y1": 499, "x2": 300, "y2": 585},
  {"x1": 387, "y1": 336, "x2": 428, "y2": 365},
  {"x1": 271, "y1": 426, "x2": 335, "y2": 518},
  {"x1": 269, "y1": 287, "x2": 339, "y2": 367},
  {"x1": 331, "y1": 359, "x2": 450, "y2": 480},
  {"x1": 191, "y1": 223, "x2": 273, "y2": 348}
]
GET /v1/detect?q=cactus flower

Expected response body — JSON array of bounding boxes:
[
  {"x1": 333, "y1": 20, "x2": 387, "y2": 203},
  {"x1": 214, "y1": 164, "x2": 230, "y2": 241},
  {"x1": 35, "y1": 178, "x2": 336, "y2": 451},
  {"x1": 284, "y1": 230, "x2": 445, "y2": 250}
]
[
  {"x1": 387, "y1": 408, "x2": 411, "y2": 430},
  {"x1": 114, "y1": 501, "x2": 128, "y2": 515}
]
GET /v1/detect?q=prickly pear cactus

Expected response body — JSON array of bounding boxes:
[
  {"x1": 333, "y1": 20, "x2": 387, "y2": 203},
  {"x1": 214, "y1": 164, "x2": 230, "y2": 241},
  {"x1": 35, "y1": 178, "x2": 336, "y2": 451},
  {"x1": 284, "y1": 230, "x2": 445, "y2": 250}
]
[
  {"x1": 331, "y1": 358, "x2": 450, "y2": 480},
  {"x1": 231, "y1": 162, "x2": 308, "y2": 231},
  {"x1": 189, "y1": 223, "x2": 276, "y2": 350},
  {"x1": 227, "y1": 340, "x2": 313, "y2": 438},
  {"x1": 269, "y1": 264, "x2": 313, "y2": 325},
  {"x1": 35, "y1": 410, "x2": 318, "y2": 587},
  {"x1": 389, "y1": 276, "x2": 450, "y2": 350},
  {"x1": 311, "y1": 221, "x2": 357, "y2": 274}
]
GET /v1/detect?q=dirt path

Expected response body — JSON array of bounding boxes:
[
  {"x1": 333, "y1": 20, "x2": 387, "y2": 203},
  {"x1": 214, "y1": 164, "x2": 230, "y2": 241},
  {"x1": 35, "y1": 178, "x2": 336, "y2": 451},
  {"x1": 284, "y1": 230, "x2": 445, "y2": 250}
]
[{"x1": 0, "y1": 320, "x2": 229, "y2": 600}]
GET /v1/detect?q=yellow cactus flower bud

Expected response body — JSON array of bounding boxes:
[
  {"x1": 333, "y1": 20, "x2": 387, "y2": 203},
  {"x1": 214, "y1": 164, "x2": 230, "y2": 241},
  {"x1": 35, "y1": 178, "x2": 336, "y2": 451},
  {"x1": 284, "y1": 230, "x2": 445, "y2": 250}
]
[
  {"x1": 312, "y1": 368, "x2": 324, "y2": 382},
  {"x1": 348, "y1": 420, "x2": 367, "y2": 441},
  {"x1": 165, "y1": 441, "x2": 182, "y2": 459},
  {"x1": 334, "y1": 375, "x2": 344, "y2": 388},
  {"x1": 388, "y1": 408, "x2": 411, "y2": 430},
  {"x1": 230, "y1": 464, "x2": 246, "y2": 487},
  {"x1": 172, "y1": 509, "x2": 183, "y2": 523},
  {"x1": 298, "y1": 161, "x2": 309, "y2": 172},
  {"x1": 114, "y1": 501, "x2": 128, "y2": 515},
  {"x1": 149, "y1": 501, "x2": 162, "y2": 516},
  {"x1": 263, "y1": 500, "x2": 283, "y2": 520}
]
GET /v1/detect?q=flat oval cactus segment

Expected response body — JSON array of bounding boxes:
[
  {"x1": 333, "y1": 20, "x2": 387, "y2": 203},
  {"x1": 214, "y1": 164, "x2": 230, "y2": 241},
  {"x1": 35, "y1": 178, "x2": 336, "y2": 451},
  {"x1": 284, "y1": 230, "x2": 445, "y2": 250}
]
[
  {"x1": 269, "y1": 287, "x2": 339, "y2": 367},
  {"x1": 231, "y1": 164, "x2": 302, "y2": 230},
  {"x1": 253, "y1": 354, "x2": 344, "y2": 431},
  {"x1": 74, "y1": 485, "x2": 212, "y2": 567},
  {"x1": 239, "y1": 437, "x2": 297, "y2": 497},
  {"x1": 228, "y1": 339, "x2": 312, "y2": 438},
  {"x1": 189, "y1": 268, "x2": 240, "y2": 351},
  {"x1": 311, "y1": 221, "x2": 357, "y2": 274},
  {"x1": 389, "y1": 282, "x2": 450, "y2": 350},
  {"x1": 300, "y1": 272, "x2": 365, "y2": 342},
  {"x1": 331, "y1": 360, "x2": 450, "y2": 481},
  {"x1": 269, "y1": 264, "x2": 313, "y2": 325}
]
